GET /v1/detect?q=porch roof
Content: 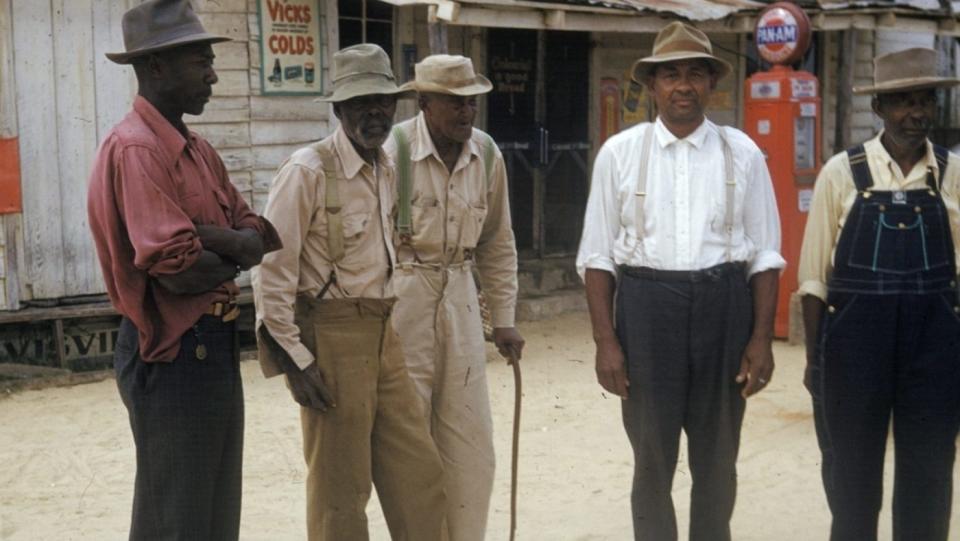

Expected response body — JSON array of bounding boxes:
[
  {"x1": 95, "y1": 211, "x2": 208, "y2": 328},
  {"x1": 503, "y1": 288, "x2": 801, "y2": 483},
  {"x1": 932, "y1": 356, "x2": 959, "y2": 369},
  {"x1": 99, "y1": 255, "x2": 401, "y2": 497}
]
[{"x1": 379, "y1": 0, "x2": 960, "y2": 35}]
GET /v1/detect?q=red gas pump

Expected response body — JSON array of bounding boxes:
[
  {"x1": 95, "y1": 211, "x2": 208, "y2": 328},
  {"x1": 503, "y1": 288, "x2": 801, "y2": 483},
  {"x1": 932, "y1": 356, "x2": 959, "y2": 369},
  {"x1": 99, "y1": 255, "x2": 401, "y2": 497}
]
[{"x1": 744, "y1": 2, "x2": 819, "y2": 339}]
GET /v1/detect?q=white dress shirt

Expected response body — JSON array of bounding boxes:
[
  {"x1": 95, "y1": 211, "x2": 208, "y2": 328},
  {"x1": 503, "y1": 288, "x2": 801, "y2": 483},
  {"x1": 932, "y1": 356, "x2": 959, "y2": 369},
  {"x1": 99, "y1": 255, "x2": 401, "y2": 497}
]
[{"x1": 576, "y1": 117, "x2": 786, "y2": 279}]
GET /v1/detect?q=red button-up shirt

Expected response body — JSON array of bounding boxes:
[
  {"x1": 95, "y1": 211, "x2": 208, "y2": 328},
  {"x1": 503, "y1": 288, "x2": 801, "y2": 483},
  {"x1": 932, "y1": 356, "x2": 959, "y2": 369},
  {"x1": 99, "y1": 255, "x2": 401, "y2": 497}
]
[{"x1": 88, "y1": 96, "x2": 271, "y2": 362}]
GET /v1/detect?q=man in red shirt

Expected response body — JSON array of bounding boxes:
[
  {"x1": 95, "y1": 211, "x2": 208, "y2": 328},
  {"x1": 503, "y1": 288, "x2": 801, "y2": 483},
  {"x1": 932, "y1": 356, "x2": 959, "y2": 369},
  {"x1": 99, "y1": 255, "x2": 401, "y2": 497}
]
[{"x1": 87, "y1": 2, "x2": 279, "y2": 539}]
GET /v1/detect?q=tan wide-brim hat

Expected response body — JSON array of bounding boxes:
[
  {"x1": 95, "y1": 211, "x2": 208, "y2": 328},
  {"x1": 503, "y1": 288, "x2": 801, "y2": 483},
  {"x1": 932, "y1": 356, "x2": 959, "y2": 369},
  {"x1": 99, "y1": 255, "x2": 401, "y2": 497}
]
[
  {"x1": 106, "y1": 0, "x2": 230, "y2": 64},
  {"x1": 853, "y1": 47, "x2": 960, "y2": 95},
  {"x1": 399, "y1": 54, "x2": 493, "y2": 96},
  {"x1": 316, "y1": 43, "x2": 414, "y2": 102},
  {"x1": 630, "y1": 21, "x2": 732, "y2": 84}
]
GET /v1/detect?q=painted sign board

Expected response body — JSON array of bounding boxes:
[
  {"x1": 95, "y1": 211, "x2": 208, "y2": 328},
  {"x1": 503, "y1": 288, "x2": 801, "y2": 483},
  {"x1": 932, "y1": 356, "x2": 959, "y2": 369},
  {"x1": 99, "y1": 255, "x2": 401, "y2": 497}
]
[
  {"x1": 257, "y1": 0, "x2": 323, "y2": 95},
  {"x1": 755, "y1": 2, "x2": 812, "y2": 66}
]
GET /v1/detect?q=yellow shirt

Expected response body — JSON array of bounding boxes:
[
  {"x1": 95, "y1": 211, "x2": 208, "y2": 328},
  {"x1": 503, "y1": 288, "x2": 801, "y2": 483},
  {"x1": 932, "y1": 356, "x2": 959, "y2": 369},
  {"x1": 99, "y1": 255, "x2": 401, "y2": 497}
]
[
  {"x1": 798, "y1": 133, "x2": 960, "y2": 301},
  {"x1": 383, "y1": 113, "x2": 519, "y2": 328},
  {"x1": 252, "y1": 126, "x2": 397, "y2": 374}
]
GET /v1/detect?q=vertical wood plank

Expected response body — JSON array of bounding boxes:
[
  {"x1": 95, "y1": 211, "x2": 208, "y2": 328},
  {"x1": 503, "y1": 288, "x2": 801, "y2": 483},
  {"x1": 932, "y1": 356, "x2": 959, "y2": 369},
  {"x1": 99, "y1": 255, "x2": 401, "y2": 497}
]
[
  {"x1": 12, "y1": 0, "x2": 65, "y2": 300},
  {"x1": 53, "y1": 0, "x2": 102, "y2": 297},
  {"x1": 0, "y1": 0, "x2": 18, "y2": 137},
  {"x1": 92, "y1": 0, "x2": 135, "y2": 145}
]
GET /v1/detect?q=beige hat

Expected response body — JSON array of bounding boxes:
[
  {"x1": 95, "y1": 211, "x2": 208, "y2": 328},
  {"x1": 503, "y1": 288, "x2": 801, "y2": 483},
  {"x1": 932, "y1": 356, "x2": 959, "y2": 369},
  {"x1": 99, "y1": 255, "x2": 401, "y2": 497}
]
[
  {"x1": 317, "y1": 43, "x2": 413, "y2": 102},
  {"x1": 400, "y1": 54, "x2": 493, "y2": 96},
  {"x1": 106, "y1": 0, "x2": 230, "y2": 64},
  {"x1": 630, "y1": 21, "x2": 732, "y2": 83},
  {"x1": 853, "y1": 47, "x2": 960, "y2": 95}
]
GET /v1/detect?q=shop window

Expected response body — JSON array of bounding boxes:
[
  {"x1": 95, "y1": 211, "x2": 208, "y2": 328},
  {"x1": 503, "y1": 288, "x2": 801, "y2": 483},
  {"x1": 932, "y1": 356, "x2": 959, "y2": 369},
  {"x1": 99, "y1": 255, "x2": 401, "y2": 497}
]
[{"x1": 338, "y1": 0, "x2": 394, "y2": 59}]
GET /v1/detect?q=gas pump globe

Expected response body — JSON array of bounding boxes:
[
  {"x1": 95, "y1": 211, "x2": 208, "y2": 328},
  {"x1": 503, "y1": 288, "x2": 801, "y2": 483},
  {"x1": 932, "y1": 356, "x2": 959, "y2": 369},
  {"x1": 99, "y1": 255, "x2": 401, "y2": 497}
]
[{"x1": 745, "y1": 2, "x2": 820, "y2": 339}]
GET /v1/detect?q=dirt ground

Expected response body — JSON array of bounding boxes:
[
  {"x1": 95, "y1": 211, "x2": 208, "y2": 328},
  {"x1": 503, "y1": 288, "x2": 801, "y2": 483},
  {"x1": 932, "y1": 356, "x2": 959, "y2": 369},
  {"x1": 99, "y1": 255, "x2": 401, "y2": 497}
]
[{"x1": 1, "y1": 311, "x2": 958, "y2": 540}]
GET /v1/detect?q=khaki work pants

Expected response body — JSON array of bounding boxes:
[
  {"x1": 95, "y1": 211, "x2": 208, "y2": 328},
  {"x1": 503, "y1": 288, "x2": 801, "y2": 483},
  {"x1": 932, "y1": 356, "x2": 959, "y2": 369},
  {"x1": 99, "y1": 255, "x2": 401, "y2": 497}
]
[
  {"x1": 392, "y1": 264, "x2": 496, "y2": 541},
  {"x1": 293, "y1": 297, "x2": 448, "y2": 541}
]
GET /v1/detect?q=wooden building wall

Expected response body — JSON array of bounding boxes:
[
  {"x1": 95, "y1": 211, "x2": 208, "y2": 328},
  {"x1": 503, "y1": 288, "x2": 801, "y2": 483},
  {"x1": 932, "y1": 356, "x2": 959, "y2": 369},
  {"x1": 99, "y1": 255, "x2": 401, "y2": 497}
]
[
  {"x1": 8, "y1": 0, "x2": 139, "y2": 304},
  {"x1": 3, "y1": 0, "x2": 340, "y2": 307}
]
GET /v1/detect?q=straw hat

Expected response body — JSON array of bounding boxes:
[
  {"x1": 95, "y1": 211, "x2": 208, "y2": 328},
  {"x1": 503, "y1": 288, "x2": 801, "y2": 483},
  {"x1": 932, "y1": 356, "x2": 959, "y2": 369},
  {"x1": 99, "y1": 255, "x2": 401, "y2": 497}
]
[
  {"x1": 400, "y1": 54, "x2": 493, "y2": 96},
  {"x1": 316, "y1": 44, "x2": 413, "y2": 102},
  {"x1": 630, "y1": 21, "x2": 732, "y2": 83},
  {"x1": 106, "y1": 0, "x2": 229, "y2": 64},
  {"x1": 853, "y1": 48, "x2": 960, "y2": 95}
]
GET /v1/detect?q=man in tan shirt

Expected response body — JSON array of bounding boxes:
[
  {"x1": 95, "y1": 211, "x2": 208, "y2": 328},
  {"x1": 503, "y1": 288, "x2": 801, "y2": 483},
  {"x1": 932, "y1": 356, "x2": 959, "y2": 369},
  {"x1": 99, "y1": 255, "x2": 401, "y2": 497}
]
[
  {"x1": 798, "y1": 48, "x2": 960, "y2": 540},
  {"x1": 384, "y1": 55, "x2": 524, "y2": 541},
  {"x1": 251, "y1": 44, "x2": 448, "y2": 541}
]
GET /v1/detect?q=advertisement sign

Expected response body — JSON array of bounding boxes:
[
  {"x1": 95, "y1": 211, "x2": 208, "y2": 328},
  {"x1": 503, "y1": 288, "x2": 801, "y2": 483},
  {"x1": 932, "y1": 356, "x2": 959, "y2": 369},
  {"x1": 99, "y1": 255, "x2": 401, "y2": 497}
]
[
  {"x1": 257, "y1": 0, "x2": 323, "y2": 95},
  {"x1": 755, "y1": 2, "x2": 812, "y2": 66}
]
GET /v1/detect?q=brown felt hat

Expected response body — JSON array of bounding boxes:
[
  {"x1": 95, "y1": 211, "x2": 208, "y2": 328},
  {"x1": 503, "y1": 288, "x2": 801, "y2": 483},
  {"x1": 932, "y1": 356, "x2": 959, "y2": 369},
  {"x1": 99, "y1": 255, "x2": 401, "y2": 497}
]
[
  {"x1": 853, "y1": 47, "x2": 960, "y2": 95},
  {"x1": 316, "y1": 43, "x2": 413, "y2": 102},
  {"x1": 106, "y1": 0, "x2": 229, "y2": 64},
  {"x1": 630, "y1": 21, "x2": 732, "y2": 83},
  {"x1": 400, "y1": 54, "x2": 493, "y2": 96}
]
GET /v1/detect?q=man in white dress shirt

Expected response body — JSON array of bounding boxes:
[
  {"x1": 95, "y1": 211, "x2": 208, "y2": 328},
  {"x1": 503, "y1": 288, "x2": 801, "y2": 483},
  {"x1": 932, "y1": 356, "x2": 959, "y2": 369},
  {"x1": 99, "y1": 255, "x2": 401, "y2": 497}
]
[{"x1": 576, "y1": 22, "x2": 785, "y2": 541}]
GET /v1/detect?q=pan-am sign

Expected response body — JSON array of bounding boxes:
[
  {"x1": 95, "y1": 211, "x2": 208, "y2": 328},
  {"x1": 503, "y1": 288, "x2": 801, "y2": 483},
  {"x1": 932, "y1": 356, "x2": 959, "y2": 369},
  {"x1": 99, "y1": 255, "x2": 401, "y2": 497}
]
[{"x1": 755, "y1": 2, "x2": 812, "y2": 66}]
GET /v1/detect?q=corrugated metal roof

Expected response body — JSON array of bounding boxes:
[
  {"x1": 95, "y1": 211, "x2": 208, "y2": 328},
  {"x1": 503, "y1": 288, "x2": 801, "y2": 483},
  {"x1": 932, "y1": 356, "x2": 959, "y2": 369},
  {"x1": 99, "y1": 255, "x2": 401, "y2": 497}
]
[
  {"x1": 386, "y1": 0, "x2": 956, "y2": 21},
  {"x1": 455, "y1": 0, "x2": 764, "y2": 20},
  {"x1": 816, "y1": 0, "x2": 943, "y2": 10}
]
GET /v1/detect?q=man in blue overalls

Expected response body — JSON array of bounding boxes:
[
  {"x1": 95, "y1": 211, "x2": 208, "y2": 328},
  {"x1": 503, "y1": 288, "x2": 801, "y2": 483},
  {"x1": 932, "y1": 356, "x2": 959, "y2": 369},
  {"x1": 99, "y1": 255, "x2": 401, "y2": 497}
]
[{"x1": 799, "y1": 47, "x2": 960, "y2": 541}]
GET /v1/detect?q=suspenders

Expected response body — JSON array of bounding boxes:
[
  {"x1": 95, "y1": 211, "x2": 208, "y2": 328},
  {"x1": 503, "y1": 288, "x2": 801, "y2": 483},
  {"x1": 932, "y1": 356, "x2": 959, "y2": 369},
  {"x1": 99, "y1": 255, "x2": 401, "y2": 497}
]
[
  {"x1": 634, "y1": 123, "x2": 737, "y2": 262},
  {"x1": 392, "y1": 125, "x2": 496, "y2": 242},
  {"x1": 847, "y1": 143, "x2": 950, "y2": 191},
  {"x1": 310, "y1": 141, "x2": 345, "y2": 298}
]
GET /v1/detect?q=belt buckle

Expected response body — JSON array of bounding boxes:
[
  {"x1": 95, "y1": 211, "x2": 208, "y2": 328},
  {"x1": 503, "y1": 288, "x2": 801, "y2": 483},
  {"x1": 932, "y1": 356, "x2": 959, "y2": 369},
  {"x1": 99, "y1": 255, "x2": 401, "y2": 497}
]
[
  {"x1": 209, "y1": 301, "x2": 239, "y2": 322},
  {"x1": 222, "y1": 304, "x2": 240, "y2": 322},
  {"x1": 704, "y1": 266, "x2": 723, "y2": 281}
]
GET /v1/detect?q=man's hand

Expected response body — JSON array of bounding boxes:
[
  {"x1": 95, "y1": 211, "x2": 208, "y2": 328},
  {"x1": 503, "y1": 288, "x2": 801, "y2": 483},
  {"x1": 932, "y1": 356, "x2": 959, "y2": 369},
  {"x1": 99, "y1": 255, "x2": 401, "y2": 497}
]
[
  {"x1": 284, "y1": 361, "x2": 335, "y2": 411},
  {"x1": 803, "y1": 347, "x2": 818, "y2": 394},
  {"x1": 195, "y1": 225, "x2": 264, "y2": 269},
  {"x1": 595, "y1": 337, "x2": 629, "y2": 398},
  {"x1": 735, "y1": 336, "x2": 774, "y2": 398},
  {"x1": 492, "y1": 327, "x2": 525, "y2": 363}
]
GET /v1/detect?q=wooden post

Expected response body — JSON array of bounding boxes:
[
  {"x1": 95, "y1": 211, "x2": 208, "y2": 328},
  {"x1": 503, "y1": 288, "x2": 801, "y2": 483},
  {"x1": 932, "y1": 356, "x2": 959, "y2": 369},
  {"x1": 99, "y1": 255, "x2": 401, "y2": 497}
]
[
  {"x1": 429, "y1": 21, "x2": 448, "y2": 54},
  {"x1": 427, "y1": 5, "x2": 449, "y2": 55},
  {"x1": 532, "y1": 30, "x2": 546, "y2": 257},
  {"x1": 834, "y1": 29, "x2": 856, "y2": 154}
]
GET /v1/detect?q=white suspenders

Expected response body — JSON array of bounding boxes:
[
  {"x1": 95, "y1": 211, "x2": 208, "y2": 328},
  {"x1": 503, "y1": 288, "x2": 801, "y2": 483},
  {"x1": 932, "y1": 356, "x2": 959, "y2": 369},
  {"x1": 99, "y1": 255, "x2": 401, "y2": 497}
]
[{"x1": 633, "y1": 123, "x2": 737, "y2": 263}]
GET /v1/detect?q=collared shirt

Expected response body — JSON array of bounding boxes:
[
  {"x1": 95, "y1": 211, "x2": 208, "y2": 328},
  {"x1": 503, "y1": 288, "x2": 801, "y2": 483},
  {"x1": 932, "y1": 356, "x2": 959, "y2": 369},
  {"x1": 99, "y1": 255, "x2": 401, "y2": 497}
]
[
  {"x1": 252, "y1": 126, "x2": 398, "y2": 373},
  {"x1": 798, "y1": 132, "x2": 960, "y2": 301},
  {"x1": 383, "y1": 112, "x2": 519, "y2": 328},
  {"x1": 577, "y1": 117, "x2": 785, "y2": 279},
  {"x1": 88, "y1": 96, "x2": 273, "y2": 362}
]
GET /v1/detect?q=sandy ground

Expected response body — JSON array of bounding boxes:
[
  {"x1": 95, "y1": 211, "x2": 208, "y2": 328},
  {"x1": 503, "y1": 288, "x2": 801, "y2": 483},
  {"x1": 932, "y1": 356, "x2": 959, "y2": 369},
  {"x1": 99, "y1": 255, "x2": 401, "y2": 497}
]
[{"x1": 0, "y1": 310, "x2": 958, "y2": 541}]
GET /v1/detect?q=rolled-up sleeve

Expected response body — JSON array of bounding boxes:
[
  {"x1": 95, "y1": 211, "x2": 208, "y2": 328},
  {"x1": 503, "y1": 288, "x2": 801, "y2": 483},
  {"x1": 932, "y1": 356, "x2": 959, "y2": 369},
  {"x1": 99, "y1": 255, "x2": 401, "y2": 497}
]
[
  {"x1": 115, "y1": 146, "x2": 202, "y2": 277},
  {"x1": 743, "y1": 147, "x2": 787, "y2": 277},
  {"x1": 253, "y1": 162, "x2": 319, "y2": 375},
  {"x1": 797, "y1": 156, "x2": 846, "y2": 302},
  {"x1": 576, "y1": 143, "x2": 621, "y2": 280},
  {"x1": 475, "y1": 151, "x2": 519, "y2": 328}
]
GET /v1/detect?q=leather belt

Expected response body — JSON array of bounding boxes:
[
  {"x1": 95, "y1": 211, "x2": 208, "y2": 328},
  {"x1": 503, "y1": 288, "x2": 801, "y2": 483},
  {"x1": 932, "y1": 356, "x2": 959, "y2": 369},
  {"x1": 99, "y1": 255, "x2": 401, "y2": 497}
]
[
  {"x1": 207, "y1": 301, "x2": 240, "y2": 322},
  {"x1": 619, "y1": 262, "x2": 746, "y2": 283}
]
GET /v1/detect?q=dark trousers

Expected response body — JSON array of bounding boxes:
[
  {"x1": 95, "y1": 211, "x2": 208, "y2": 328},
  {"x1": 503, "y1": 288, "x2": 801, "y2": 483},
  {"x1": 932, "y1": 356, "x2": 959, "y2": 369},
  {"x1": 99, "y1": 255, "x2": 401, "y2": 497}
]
[
  {"x1": 616, "y1": 265, "x2": 752, "y2": 541},
  {"x1": 114, "y1": 316, "x2": 244, "y2": 541},
  {"x1": 811, "y1": 292, "x2": 960, "y2": 541}
]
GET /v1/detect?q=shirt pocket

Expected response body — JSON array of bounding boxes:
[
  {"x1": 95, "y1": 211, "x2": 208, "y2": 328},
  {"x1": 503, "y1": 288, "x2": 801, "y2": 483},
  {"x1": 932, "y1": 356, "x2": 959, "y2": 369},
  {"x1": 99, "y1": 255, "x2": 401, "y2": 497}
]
[
  {"x1": 176, "y1": 185, "x2": 203, "y2": 222},
  {"x1": 458, "y1": 204, "x2": 488, "y2": 249},
  {"x1": 411, "y1": 196, "x2": 442, "y2": 252}
]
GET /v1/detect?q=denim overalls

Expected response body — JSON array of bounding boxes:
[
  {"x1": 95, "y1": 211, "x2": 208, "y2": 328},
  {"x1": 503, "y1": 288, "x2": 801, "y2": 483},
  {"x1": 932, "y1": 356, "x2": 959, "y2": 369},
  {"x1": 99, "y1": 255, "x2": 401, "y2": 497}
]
[{"x1": 811, "y1": 143, "x2": 960, "y2": 541}]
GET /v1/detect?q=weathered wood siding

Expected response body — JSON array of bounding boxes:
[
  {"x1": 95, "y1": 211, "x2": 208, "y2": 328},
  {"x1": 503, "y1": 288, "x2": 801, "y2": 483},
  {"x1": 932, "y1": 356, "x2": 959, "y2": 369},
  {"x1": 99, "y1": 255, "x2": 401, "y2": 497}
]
[
  {"x1": 10, "y1": 0, "x2": 138, "y2": 303},
  {"x1": 188, "y1": 0, "x2": 336, "y2": 221},
  {"x1": 0, "y1": 0, "x2": 23, "y2": 311},
  {"x1": 5, "y1": 0, "x2": 338, "y2": 305}
]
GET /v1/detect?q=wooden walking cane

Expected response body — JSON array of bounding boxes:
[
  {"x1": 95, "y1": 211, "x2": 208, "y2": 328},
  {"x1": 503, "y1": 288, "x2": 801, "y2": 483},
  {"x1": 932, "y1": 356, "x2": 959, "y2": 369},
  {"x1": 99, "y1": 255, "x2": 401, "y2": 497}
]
[{"x1": 509, "y1": 349, "x2": 521, "y2": 541}]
